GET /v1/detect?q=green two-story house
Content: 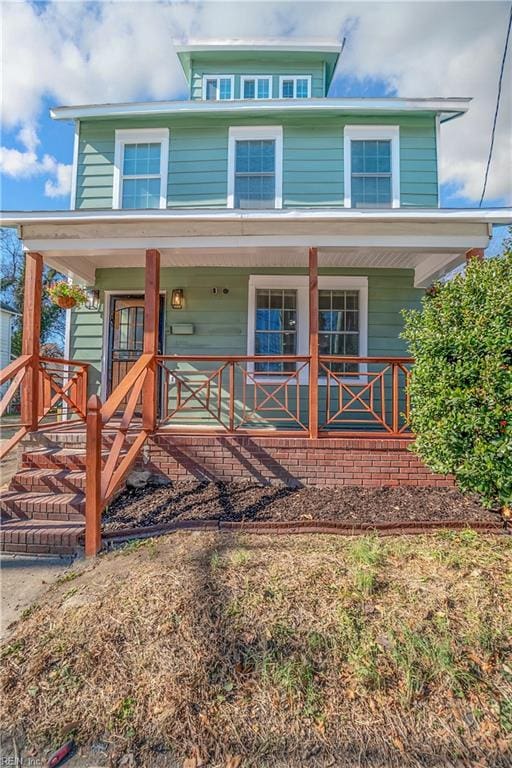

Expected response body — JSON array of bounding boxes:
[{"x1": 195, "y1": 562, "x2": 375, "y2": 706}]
[{"x1": 1, "y1": 40, "x2": 510, "y2": 554}]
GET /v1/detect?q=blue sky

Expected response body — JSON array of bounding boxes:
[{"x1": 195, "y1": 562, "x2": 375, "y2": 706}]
[{"x1": 1, "y1": 1, "x2": 510, "y2": 252}]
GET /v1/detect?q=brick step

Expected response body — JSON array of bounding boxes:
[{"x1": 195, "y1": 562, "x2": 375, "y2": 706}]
[
  {"x1": 22, "y1": 447, "x2": 127, "y2": 470},
  {"x1": 0, "y1": 519, "x2": 84, "y2": 555},
  {"x1": 0, "y1": 490, "x2": 85, "y2": 521},
  {"x1": 10, "y1": 469, "x2": 86, "y2": 493},
  {"x1": 22, "y1": 448, "x2": 87, "y2": 471}
]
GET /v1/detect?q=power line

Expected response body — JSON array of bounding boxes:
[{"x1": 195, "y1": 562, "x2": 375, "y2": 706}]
[{"x1": 479, "y1": 3, "x2": 512, "y2": 206}]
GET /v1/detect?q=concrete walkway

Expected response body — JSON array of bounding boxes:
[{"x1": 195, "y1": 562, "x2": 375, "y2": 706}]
[{"x1": 1, "y1": 553, "x2": 77, "y2": 639}]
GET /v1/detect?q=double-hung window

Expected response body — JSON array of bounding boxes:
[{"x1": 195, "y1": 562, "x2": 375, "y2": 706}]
[
  {"x1": 344, "y1": 126, "x2": 400, "y2": 208},
  {"x1": 319, "y1": 289, "x2": 360, "y2": 373},
  {"x1": 228, "y1": 127, "x2": 283, "y2": 209},
  {"x1": 113, "y1": 128, "x2": 169, "y2": 210},
  {"x1": 203, "y1": 75, "x2": 234, "y2": 100},
  {"x1": 248, "y1": 276, "x2": 368, "y2": 381},
  {"x1": 279, "y1": 75, "x2": 311, "y2": 99},
  {"x1": 241, "y1": 75, "x2": 272, "y2": 99}
]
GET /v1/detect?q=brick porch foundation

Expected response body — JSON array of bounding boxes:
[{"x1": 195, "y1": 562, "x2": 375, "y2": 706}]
[{"x1": 146, "y1": 434, "x2": 454, "y2": 487}]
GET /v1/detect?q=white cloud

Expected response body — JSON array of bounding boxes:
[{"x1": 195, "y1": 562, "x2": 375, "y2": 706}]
[
  {"x1": 0, "y1": 0, "x2": 510, "y2": 205},
  {"x1": 44, "y1": 162, "x2": 73, "y2": 198},
  {"x1": 0, "y1": 126, "x2": 72, "y2": 197}
]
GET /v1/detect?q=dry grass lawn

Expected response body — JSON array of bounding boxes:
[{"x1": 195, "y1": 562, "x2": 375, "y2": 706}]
[{"x1": 1, "y1": 531, "x2": 511, "y2": 767}]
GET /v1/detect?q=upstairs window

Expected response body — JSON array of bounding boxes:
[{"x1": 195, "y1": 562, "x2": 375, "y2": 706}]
[
  {"x1": 279, "y1": 76, "x2": 311, "y2": 99},
  {"x1": 344, "y1": 126, "x2": 400, "y2": 209},
  {"x1": 228, "y1": 127, "x2": 283, "y2": 209},
  {"x1": 241, "y1": 75, "x2": 272, "y2": 100},
  {"x1": 203, "y1": 75, "x2": 234, "y2": 100},
  {"x1": 113, "y1": 128, "x2": 169, "y2": 210}
]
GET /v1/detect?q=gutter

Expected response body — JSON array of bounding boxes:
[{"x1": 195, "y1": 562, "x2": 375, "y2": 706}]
[{"x1": 2, "y1": 207, "x2": 511, "y2": 227}]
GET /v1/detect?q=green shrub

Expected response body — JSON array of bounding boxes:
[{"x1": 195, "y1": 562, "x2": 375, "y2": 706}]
[{"x1": 402, "y1": 244, "x2": 512, "y2": 510}]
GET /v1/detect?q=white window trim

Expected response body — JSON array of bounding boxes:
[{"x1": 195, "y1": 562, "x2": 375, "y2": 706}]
[
  {"x1": 113, "y1": 128, "x2": 169, "y2": 210},
  {"x1": 247, "y1": 275, "x2": 368, "y2": 384},
  {"x1": 202, "y1": 74, "x2": 235, "y2": 101},
  {"x1": 227, "y1": 126, "x2": 283, "y2": 209},
  {"x1": 279, "y1": 75, "x2": 312, "y2": 99},
  {"x1": 240, "y1": 75, "x2": 273, "y2": 100},
  {"x1": 343, "y1": 125, "x2": 400, "y2": 209}
]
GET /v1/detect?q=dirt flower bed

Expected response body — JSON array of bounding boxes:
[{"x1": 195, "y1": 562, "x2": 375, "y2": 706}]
[
  {"x1": 1, "y1": 532, "x2": 511, "y2": 767},
  {"x1": 103, "y1": 481, "x2": 500, "y2": 532}
]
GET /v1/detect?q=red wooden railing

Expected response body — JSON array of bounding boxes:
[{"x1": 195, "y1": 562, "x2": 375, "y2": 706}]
[
  {"x1": 0, "y1": 355, "x2": 89, "y2": 461},
  {"x1": 319, "y1": 356, "x2": 412, "y2": 436},
  {"x1": 157, "y1": 355, "x2": 310, "y2": 435},
  {"x1": 84, "y1": 352, "x2": 154, "y2": 556}
]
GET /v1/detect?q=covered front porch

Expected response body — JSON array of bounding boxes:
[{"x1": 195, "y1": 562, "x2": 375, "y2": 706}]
[{"x1": 1, "y1": 207, "x2": 498, "y2": 554}]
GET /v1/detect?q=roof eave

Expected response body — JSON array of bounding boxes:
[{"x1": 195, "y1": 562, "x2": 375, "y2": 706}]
[{"x1": 50, "y1": 97, "x2": 472, "y2": 122}]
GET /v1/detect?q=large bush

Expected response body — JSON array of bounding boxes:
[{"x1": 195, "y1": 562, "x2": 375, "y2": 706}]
[{"x1": 402, "y1": 245, "x2": 512, "y2": 511}]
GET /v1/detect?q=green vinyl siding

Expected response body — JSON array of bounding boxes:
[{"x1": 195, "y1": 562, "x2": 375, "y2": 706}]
[
  {"x1": 76, "y1": 113, "x2": 438, "y2": 209},
  {"x1": 70, "y1": 267, "x2": 422, "y2": 401}
]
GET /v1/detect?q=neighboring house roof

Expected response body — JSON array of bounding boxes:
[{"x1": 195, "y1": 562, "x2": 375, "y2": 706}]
[
  {"x1": 0, "y1": 302, "x2": 18, "y2": 315},
  {"x1": 50, "y1": 96, "x2": 471, "y2": 122}
]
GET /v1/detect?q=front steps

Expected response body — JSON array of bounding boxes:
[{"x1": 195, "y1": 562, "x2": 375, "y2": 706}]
[{"x1": 1, "y1": 442, "x2": 87, "y2": 556}]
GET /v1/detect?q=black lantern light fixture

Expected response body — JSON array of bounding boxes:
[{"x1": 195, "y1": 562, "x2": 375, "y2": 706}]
[
  {"x1": 171, "y1": 288, "x2": 184, "y2": 310},
  {"x1": 85, "y1": 288, "x2": 100, "y2": 311}
]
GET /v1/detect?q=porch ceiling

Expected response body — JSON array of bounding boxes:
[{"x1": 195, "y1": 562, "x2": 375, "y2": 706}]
[{"x1": 41, "y1": 246, "x2": 466, "y2": 288}]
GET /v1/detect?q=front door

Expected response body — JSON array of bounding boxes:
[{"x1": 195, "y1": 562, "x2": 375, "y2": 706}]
[{"x1": 107, "y1": 295, "x2": 164, "y2": 399}]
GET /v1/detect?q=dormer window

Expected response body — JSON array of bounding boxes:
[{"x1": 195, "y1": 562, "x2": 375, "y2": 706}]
[
  {"x1": 203, "y1": 75, "x2": 234, "y2": 101},
  {"x1": 279, "y1": 76, "x2": 311, "y2": 99},
  {"x1": 241, "y1": 75, "x2": 272, "y2": 100}
]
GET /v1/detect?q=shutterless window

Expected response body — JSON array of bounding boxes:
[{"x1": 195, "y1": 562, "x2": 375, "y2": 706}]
[
  {"x1": 242, "y1": 76, "x2": 271, "y2": 99},
  {"x1": 204, "y1": 77, "x2": 232, "y2": 100},
  {"x1": 319, "y1": 289, "x2": 360, "y2": 373},
  {"x1": 121, "y1": 143, "x2": 162, "y2": 209},
  {"x1": 255, "y1": 289, "x2": 297, "y2": 372},
  {"x1": 234, "y1": 139, "x2": 276, "y2": 209},
  {"x1": 351, "y1": 140, "x2": 392, "y2": 208},
  {"x1": 281, "y1": 77, "x2": 310, "y2": 98}
]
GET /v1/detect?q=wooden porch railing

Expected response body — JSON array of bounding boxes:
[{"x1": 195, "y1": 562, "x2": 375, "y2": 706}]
[
  {"x1": 85, "y1": 352, "x2": 154, "y2": 556},
  {"x1": 156, "y1": 354, "x2": 413, "y2": 437},
  {"x1": 319, "y1": 356, "x2": 412, "y2": 436},
  {"x1": 157, "y1": 355, "x2": 310, "y2": 435},
  {"x1": 0, "y1": 355, "x2": 89, "y2": 461}
]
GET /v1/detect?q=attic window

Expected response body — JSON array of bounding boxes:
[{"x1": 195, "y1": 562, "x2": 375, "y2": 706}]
[
  {"x1": 241, "y1": 76, "x2": 272, "y2": 100},
  {"x1": 279, "y1": 76, "x2": 311, "y2": 99},
  {"x1": 203, "y1": 75, "x2": 234, "y2": 100}
]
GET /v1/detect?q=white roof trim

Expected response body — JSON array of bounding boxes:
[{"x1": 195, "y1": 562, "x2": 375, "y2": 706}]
[
  {"x1": 50, "y1": 97, "x2": 471, "y2": 122},
  {"x1": 174, "y1": 40, "x2": 342, "y2": 53},
  {"x1": 2, "y1": 207, "x2": 510, "y2": 226}
]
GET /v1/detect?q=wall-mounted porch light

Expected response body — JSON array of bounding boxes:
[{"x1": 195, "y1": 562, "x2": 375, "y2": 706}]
[
  {"x1": 85, "y1": 288, "x2": 100, "y2": 311},
  {"x1": 171, "y1": 288, "x2": 184, "y2": 310}
]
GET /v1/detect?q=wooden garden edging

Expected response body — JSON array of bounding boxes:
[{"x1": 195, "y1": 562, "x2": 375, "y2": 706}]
[{"x1": 99, "y1": 517, "x2": 508, "y2": 548}]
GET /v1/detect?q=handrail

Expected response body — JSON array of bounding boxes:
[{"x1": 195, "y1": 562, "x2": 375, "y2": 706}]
[
  {"x1": 85, "y1": 352, "x2": 155, "y2": 556},
  {"x1": 0, "y1": 355, "x2": 31, "y2": 387},
  {"x1": 0, "y1": 355, "x2": 89, "y2": 461},
  {"x1": 101, "y1": 353, "x2": 153, "y2": 423}
]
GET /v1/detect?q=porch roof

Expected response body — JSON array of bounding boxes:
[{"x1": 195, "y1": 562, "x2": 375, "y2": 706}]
[{"x1": 2, "y1": 207, "x2": 510, "y2": 288}]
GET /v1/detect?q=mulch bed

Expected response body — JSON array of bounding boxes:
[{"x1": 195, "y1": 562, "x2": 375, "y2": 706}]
[{"x1": 103, "y1": 481, "x2": 501, "y2": 532}]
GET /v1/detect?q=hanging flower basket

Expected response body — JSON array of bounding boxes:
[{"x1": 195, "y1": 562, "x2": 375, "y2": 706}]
[{"x1": 48, "y1": 282, "x2": 88, "y2": 309}]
